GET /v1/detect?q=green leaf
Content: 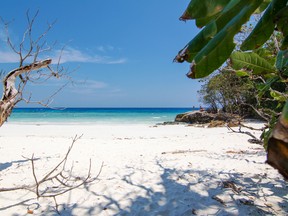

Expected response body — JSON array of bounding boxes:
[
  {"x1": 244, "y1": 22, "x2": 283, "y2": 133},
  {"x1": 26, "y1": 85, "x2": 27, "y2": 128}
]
[
  {"x1": 255, "y1": 48, "x2": 276, "y2": 65},
  {"x1": 276, "y1": 50, "x2": 288, "y2": 71},
  {"x1": 175, "y1": 0, "x2": 257, "y2": 63},
  {"x1": 255, "y1": 0, "x2": 272, "y2": 13},
  {"x1": 180, "y1": 0, "x2": 230, "y2": 20},
  {"x1": 280, "y1": 100, "x2": 288, "y2": 122},
  {"x1": 235, "y1": 70, "x2": 250, "y2": 77},
  {"x1": 194, "y1": 0, "x2": 244, "y2": 27},
  {"x1": 195, "y1": 13, "x2": 220, "y2": 28},
  {"x1": 230, "y1": 51, "x2": 276, "y2": 74},
  {"x1": 281, "y1": 35, "x2": 288, "y2": 50},
  {"x1": 203, "y1": 21, "x2": 217, "y2": 39},
  {"x1": 241, "y1": 0, "x2": 288, "y2": 51},
  {"x1": 270, "y1": 89, "x2": 287, "y2": 102},
  {"x1": 274, "y1": 6, "x2": 288, "y2": 36},
  {"x1": 256, "y1": 76, "x2": 279, "y2": 98},
  {"x1": 187, "y1": 1, "x2": 263, "y2": 78},
  {"x1": 174, "y1": 21, "x2": 219, "y2": 63},
  {"x1": 255, "y1": 48, "x2": 274, "y2": 59}
]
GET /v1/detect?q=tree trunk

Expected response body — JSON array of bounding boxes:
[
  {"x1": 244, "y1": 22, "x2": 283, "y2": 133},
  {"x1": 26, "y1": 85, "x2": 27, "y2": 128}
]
[{"x1": 0, "y1": 59, "x2": 52, "y2": 126}]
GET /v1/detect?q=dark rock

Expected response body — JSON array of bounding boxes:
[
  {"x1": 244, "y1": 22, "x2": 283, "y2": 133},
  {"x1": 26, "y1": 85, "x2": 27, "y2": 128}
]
[
  {"x1": 208, "y1": 120, "x2": 225, "y2": 128},
  {"x1": 175, "y1": 111, "x2": 215, "y2": 124},
  {"x1": 214, "y1": 112, "x2": 230, "y2": 121},
  {"x1": 175, "y1": 111, "x2": 241, "y2": 127},
  {"x1": 156, "y1": 121, "x2": 186, "y2": 126}
]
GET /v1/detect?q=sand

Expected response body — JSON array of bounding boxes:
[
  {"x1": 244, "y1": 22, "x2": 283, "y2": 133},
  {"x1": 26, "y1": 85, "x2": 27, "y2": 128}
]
[{"x1": 0, "y1": 122, "x2": 287, "y2": 216}]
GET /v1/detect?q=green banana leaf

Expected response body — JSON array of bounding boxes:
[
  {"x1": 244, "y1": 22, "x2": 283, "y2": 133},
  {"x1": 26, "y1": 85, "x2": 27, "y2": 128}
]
[
  {"x1": 230, "y1": 51, "x2": 276, "y2": 74},
  {"x1": 274, "y1": 6, "x2": 288, "y2": 36},
  {"x1": 180, "y1": 0, "x2": 230, "y2": 20},
  {"x1": 175, "y1": 0, "x2": 257, "y2": 63},
  {"x1": 174, "y1": 21, "x2": 220, "y2": 63},
  {"x1": 195, "y1": 13, "x2": 221, "y2": 28},
  {"x1": 177, "y1": 0, "x2": 288, "y2": 180},
  {"x1": 187, "y1": 1, "x2": 263, "y2": 78},
  {"x1": 241, "y1": 0, "x2": 288, "y2": 50},
  {"x1": 255, "y1": 0, "x2": 273, "y2": 13}
]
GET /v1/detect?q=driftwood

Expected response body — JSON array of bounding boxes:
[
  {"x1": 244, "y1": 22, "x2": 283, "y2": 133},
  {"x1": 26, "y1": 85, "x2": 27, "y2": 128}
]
[
  {"x1": 0, "y1": 59, "x2": 52, "y2": 126},
  {"x1": 0, "y1": 135, "x2": 102, "y2": 213},
  {"x1": 227, "y1": 125, "x2": 263, "y2": 144}
]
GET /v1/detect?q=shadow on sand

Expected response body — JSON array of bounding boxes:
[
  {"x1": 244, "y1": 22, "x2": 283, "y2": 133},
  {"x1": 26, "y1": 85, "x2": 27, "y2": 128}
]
[
  {"x1": 1, "y1": 159, "x2": 287, "y2": 216},
  {"x1": 55, "y1": 160, "x2": 288, "y2": 216}
]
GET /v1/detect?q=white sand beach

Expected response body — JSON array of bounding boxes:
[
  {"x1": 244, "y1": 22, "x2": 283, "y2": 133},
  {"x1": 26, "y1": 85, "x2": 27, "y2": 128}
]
[{"x1": 0, "y1": 122, "x2": 287, "y2": 215}]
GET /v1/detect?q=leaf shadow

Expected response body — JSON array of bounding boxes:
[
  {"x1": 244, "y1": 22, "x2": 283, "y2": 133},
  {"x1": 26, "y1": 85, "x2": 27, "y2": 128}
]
[{"x1": 84, "y1": 160, "x2": 288, "y2": 216}]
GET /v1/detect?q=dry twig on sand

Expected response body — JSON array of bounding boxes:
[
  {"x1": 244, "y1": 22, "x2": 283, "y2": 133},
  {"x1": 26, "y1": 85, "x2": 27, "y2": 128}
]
[
  {"x1": 227, "y1": 125, "x2": 263, "y2": 144},
  {"x1": 0, "y1": 135, "x2": 103, "y2": 214}
]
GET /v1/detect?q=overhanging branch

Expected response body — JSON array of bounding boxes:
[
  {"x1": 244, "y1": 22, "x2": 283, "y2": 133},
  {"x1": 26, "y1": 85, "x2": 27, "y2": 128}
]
[{"x1": 0, "y1": 59, "x2": 52, "y2": 126}]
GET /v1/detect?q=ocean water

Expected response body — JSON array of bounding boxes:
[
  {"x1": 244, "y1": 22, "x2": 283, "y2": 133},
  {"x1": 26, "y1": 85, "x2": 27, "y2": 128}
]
[{"x1": 8, "y1": 108, "x2": 196, "y2": 125}]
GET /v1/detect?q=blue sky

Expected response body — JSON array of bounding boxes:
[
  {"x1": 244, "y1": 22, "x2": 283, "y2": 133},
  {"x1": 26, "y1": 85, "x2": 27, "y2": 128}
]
[{"x1": 0, "y1": 0, "x2": 202, "y2": 108}]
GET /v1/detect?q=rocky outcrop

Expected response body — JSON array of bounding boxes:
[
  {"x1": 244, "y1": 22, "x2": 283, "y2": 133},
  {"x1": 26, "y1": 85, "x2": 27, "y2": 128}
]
[
  {"x1": 175, "y1": 111, "x2": 214, "y2": 124},
  {"x1": 175, "y1": 111, "x2": 240, "y2": 127}
]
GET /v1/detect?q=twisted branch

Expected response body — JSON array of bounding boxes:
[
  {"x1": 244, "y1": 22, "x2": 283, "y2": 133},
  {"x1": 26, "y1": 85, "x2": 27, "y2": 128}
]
[{"x1": 0, "y1": 135, "x2": 102, "y2": 213}]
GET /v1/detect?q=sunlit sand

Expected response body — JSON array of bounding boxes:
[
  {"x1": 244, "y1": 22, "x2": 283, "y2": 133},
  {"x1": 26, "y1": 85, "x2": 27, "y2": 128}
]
[{"x1": 0, "y1": 123, "x2": 287, "y2": 215}]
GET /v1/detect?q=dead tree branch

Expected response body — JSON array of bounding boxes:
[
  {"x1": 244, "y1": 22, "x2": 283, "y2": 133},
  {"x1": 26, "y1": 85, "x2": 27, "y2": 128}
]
[
  {"x1": 239, "y1": 122, "x2": 267, "y2": 131},
  {"x1": 0, "y1": 59, "x2": 52, "y2": 126},
  {"x1": 227, "y1": 125, "x2": 263, "y2": 144},
  {"x1": 0, "y1": 135, "x2": 101, "y2": 213},
  {"x1": 0, "y1": 11, "x2": 74, "y2": 125}
]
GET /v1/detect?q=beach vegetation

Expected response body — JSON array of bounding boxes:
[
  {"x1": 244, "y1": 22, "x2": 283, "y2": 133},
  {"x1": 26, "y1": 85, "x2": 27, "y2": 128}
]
[
  {"x1": 199, "y1": 32, "x2": 286, "y2": 121},
  {"x1": 198, "y1": 68, "x2": 256, "y2": 116},
  {"x1": 175, "y1": 0, "x2": 288, "y2": 179}
]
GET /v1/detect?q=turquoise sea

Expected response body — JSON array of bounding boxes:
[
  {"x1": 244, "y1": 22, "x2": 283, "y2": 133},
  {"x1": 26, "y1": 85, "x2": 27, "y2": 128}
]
[{"x1": 9, "y1": 108, "x2": 197, "y2": 125}]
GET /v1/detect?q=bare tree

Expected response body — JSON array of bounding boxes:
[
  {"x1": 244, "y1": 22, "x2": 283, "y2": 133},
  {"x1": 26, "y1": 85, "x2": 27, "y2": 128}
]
[
  {"x1": 0, "y1": 10, "x2": 69, "y2": 126},
  {"x1": 0, "y1": 12, "x2": 99, "y2": 213}
]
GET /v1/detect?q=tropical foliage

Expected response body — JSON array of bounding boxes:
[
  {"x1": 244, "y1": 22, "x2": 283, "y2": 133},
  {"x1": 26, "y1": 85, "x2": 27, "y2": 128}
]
[
  {"x1": 200, "y1": 33, "x2": 287, "y2": 121},
  {"x1": 175, "y1": 0, "x2": 288, "y2": 179},
  {"x1": 198, "y1": 69, "x2": 256, "y2": 115}
]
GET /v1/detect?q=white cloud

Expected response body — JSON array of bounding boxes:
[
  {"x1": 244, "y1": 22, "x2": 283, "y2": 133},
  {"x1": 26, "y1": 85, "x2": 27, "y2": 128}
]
[
  {"x1": 0, "y1": 50, "x2": 19, "y2": 63},
  {"x1": 97, "y1": 46, "x2": 105, "y2": 52},
  {"x1": 80, "y1": 80, "x2": 108, "y2": 89},
  {"x1": 97, "y1": 45, "x2": 115, "y2": 52},
  {"x1": 68, "y1": 80, "x2": 124, "y2": 97},
  {"x1": 68, "y1": 79, "x2": 108, "y2": 94},
  {"x1": 0, "y1": 46, "x2": 126, "y2": 64},
  {"x1": 53, "y1": 47, "x2": 126, "y2": 64},
  {"x1": 0, "y1": 31, "x2": 6, "y2": 42}
]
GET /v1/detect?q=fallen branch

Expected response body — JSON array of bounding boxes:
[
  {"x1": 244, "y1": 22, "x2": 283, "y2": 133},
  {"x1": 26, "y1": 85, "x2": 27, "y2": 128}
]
[
  {"x1": 227, "y1": 125, "x2": 263, "y2": 145},
  {"x1": 0, "y1": 135, "x2": 101, "y2": 214},
  {"x1": 239, "y1": 123, "x2": 267, "y2": 131}
]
